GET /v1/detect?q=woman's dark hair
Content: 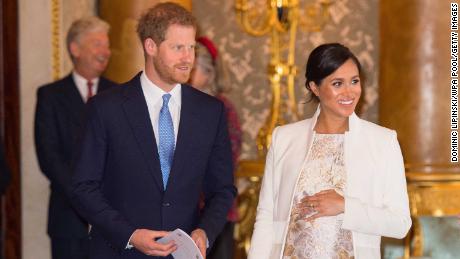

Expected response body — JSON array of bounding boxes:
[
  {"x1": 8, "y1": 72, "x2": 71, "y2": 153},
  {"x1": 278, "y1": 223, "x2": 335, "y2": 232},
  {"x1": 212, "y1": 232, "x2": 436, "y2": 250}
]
[{"x1": 305, "y1": 43, "x2": 361, "y2": 102}]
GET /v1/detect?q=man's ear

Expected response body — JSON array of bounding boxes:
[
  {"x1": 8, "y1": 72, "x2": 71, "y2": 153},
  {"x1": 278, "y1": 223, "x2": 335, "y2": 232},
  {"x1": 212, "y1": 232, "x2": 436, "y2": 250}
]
[
  {"x1": 144, "y1": 38, "x2": 157, "y2": 56},
  {"x1": 309, "y1": 81, "x2": 320, "y2": 97},
  {"x1": 69, "y1": 42, "x2": 80, "y2": 59}
]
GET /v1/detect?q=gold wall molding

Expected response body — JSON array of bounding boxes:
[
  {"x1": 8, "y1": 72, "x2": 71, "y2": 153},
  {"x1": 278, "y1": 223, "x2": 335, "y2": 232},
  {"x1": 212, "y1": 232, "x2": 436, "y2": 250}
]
[
  {"x1": 404, "y1": 171, "x2": 460, "y2": 258},
  {"x1": 51, "y1": 0, "x2": 96, "y2": 80},
  {"x1": 51, "y1": 0, "x2": 61, "y2": 80}
]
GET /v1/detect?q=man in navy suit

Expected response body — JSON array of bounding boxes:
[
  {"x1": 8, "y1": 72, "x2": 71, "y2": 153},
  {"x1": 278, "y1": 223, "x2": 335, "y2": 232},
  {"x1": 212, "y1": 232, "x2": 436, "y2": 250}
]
[
  {"x1": 35, "y1": 16, "x2": 117, "y2": 259},
  {"x1": 71, "y1": 3, "x2": 236, "y2": 259}
]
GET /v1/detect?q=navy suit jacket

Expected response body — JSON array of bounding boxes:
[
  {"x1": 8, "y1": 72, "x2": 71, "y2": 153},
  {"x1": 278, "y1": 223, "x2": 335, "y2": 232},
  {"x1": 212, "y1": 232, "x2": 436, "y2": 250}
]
[
  {"x1": 71, "y1": 73, "x2": 236, "y2": 258},
  {"x1": 35, "y1": 74, "x2": 116, "y2": 238}
]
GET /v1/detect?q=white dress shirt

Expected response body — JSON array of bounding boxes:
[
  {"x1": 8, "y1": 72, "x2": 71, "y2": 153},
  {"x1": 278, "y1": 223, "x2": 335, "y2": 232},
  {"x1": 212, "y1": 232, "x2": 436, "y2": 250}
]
[
  {"x1": 140, "y1": 71, "x2": 181, "y2": 147},
  {"x1": 72, "y1": 71, "x2": 99, "y2": 103}
]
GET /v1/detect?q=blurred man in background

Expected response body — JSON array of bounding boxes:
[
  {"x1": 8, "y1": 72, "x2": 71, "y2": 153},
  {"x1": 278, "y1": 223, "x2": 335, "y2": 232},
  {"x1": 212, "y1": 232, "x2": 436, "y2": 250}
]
[{"x1": 34, "y1": 16, "x2": 117, "y2": 259}]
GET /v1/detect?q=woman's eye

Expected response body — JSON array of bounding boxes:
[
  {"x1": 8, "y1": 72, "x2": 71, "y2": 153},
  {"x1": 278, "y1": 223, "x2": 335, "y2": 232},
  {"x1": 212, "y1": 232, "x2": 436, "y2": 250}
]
[
  {"x1": 332, "y1": 81, "x2": 342, "y2": 87},
  {"x1": 352, "y1": 79, "x2": 360, "y2": 85}
]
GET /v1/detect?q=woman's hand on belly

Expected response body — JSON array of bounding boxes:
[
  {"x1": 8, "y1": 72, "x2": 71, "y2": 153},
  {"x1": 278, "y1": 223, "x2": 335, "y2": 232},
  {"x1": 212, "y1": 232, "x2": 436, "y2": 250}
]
[{"x1": 298, "y1": 189, "x2": 345, "y2": 221}]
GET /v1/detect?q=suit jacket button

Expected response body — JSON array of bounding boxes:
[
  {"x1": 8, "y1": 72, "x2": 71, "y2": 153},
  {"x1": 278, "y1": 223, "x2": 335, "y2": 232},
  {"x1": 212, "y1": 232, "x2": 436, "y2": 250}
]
[{"x1": 162, "y1": 202, "x2": 171, "y2": 207}]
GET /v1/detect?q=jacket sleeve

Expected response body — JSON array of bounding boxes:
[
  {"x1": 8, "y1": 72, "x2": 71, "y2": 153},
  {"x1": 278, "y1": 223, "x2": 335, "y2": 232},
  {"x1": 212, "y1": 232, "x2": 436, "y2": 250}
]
[
  {"x1": 248, "y1": 127, "x2": 278, "y2": 259},
  {"x1": 342, "y1": 130, "x2": 412, "y2": 239},
  {"x1": 34, "y1": 88, "x2": 73, "y2": 197},
  {"x1": 197, "y1": 102, "x2": 237, "y2": 248},
  {"x1": 71, "y1": 99, "x2": 136, "y2": 251}
]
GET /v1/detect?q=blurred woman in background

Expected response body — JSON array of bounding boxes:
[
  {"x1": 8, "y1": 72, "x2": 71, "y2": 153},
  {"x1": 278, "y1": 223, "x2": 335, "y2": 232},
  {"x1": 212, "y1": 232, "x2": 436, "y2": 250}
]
[{"x1": 189, "y1": 36, "x2": 242, "y2": 259}]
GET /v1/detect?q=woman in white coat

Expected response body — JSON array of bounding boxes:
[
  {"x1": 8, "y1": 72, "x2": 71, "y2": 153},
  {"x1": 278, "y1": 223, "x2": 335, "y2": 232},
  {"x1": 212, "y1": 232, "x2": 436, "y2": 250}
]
[{"x1": 248, "y1": 43, "x2": 411, "y2": 259}]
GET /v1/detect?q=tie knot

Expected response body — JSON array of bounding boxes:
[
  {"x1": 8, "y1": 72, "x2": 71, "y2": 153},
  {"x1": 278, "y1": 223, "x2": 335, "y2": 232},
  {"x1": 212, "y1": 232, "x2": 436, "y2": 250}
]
[
  {"x1": 87, "y1": 80, "x2": 93, "y2": 87},
  {"x1": 162, "y1": 94, "x2": 172, "y2": 107}
]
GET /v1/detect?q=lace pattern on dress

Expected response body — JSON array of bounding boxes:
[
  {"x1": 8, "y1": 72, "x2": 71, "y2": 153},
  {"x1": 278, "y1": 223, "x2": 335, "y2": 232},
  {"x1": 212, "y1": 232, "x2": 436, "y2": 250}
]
[{"x1": 282, "y1": 134, "x2": 354, "y2": 259}]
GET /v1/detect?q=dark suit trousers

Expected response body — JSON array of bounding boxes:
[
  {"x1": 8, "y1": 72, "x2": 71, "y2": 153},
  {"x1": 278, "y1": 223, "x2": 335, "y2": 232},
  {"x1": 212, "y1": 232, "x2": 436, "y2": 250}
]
[
  {"x1": 207, "y1": 222, "x2": 235, "y2": 259},
  {"x1": 51, "y1": 237, "x2": 89, "y2": 259}
]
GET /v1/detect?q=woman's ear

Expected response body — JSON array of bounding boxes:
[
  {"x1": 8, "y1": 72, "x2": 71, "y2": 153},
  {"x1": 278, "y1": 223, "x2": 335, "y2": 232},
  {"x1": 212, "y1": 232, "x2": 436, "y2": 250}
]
[{"x1": 309, "y1": 81, "x2": 320, "y2": 97}]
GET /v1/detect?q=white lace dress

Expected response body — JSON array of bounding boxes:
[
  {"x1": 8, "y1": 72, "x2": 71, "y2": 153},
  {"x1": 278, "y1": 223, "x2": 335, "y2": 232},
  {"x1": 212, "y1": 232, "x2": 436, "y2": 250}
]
[{"x1": 282, "y1": 134, "x2": 354, "y2": 259}]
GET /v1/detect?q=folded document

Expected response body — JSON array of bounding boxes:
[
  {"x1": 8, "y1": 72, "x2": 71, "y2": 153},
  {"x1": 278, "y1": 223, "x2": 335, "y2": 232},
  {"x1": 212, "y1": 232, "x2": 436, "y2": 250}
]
[{"x1": 157, "y1": 228, "x2": 203, "y2": 259}]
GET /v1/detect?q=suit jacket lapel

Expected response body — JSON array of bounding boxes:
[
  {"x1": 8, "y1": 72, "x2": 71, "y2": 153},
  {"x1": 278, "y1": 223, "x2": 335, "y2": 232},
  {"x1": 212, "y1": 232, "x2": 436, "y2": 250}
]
[
  {"x1": 166, "y1": 85, "x2": 196, "y2": 193},
  {"x1": 58, "y1": 74, "x2": 85, "y2": 124},
  {"x1": 121, "y1": 74, "x2": 164, "y2": 191}
]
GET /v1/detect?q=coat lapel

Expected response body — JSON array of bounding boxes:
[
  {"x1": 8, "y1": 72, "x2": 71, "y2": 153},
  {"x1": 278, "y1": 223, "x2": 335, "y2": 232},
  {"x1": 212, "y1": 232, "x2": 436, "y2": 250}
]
[
  {"x1": 344, "y1": 113, "x2": 370, "y2": 197},
  {"x1": 58, "y1": 75, "x2": 85, "y2": 124},
  {"x1": 165, "y1": 85, "x2": 196, "y2": 193},
  {"x1": 276, "y1": 119, "x2": 311, "y2": 220},
  {"x1": 121, "y1": 74, "x2": 164, "y2": 191},
  {"x1": 60, "y1": 75, "x2": 115, "y2": 126}
]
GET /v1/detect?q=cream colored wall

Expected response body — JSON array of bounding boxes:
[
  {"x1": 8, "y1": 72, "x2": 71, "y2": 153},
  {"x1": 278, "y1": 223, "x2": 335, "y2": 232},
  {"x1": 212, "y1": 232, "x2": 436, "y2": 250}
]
[
  {"x1": 20, "y1": 0, "x2": 95, "y2": 258},
  {"x1": 20, "y1": 0, "x2": 52, "y2": 257}
]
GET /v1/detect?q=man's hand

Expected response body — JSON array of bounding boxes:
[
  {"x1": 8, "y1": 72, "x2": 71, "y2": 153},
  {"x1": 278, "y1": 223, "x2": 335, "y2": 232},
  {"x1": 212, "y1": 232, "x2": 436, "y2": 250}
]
[
  {"x1": 130, "y1": 229, "x2": 176, "y2": 256},
  {"x1": 299, "y1": 189, "x2": 345, "y2": 222},
  {"x1": 191, "y1": 228, "x2": 207, "y2": 258}
]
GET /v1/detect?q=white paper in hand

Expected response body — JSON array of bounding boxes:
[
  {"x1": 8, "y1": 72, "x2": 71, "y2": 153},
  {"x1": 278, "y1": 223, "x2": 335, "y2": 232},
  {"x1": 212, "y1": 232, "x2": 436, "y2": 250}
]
[{"x1": 157, "y1": 228, "x2": 204, "y2": 259}]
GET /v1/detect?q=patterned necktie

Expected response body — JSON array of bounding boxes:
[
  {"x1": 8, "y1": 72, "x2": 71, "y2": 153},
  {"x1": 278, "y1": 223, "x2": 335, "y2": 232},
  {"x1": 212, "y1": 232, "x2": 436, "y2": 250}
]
[
  {"x1": 158, "y1": 94, "x2": 175, "y2": 189},
  {"x1": 87, "y1": 80, "x2": 93, "y2": 101}
]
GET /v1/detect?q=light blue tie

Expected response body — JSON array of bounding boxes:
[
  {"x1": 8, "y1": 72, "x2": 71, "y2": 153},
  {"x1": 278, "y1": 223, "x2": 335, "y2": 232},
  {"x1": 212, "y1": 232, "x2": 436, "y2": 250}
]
[{"x1": 158, "y1": 94, "x2": 175, "y2": 189}]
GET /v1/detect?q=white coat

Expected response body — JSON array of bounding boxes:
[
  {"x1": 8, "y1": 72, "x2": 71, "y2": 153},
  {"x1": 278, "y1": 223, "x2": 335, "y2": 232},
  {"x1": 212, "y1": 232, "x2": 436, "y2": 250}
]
[{"x1": 248, "y1": 108, "x2": 411, "y2": 259}]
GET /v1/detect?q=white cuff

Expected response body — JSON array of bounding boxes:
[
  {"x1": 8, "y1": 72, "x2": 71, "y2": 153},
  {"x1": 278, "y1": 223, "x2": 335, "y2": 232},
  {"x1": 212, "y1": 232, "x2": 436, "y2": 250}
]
[{"x1": 125, "y1": 230, "x2": 136, "y2": 249}]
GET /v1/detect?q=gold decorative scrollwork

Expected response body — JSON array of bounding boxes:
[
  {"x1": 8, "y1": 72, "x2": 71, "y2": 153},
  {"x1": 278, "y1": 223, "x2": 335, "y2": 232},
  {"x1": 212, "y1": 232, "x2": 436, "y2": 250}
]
[
  {"x1": 234, "y1": 177, "x2": 262, "y2": 254},
  {"x1": 234, "y1": 160, "x2": 265, "y2": 257},
  {"x1": 235, "y1": 0, "x2": 332, "y2": 156}
]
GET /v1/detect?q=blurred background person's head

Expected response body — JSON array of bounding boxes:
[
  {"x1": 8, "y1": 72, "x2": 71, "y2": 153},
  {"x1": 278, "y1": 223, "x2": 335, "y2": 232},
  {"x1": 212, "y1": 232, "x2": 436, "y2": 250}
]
[
  {"x1": 190, "y1": 36, "x2": 230, "y2": 95},
  {"x1": 67, "y1": 16, "x2": 111, "y2": 80}
]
